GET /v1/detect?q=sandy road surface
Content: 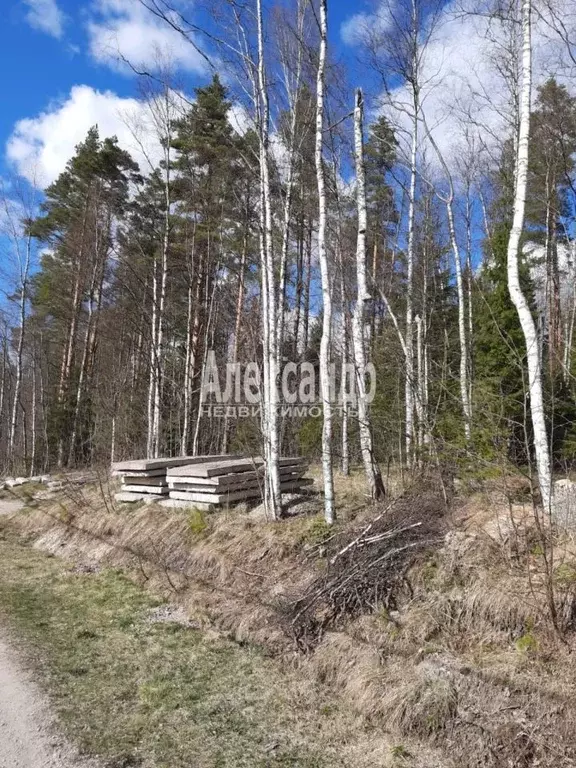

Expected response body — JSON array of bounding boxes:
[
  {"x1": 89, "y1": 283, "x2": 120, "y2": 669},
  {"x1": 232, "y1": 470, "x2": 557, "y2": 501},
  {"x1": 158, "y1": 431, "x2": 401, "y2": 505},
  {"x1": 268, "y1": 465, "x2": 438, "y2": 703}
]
[
  {"x1": 0, "y1": 633, "x2": 96, "y2": 768},
  {"x1": 0, "y1": 499, "x2": 26, "y2": 516}
]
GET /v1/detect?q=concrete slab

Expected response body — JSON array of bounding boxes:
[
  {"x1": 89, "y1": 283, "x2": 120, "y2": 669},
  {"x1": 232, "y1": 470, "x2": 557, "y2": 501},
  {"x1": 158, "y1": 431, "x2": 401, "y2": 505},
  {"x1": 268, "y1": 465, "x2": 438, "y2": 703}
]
[
  {"x1": 119, "y1": 469, "x2": 167, "y2": 478},
  {"x1": 112, "y1": 454, "x2": 238, "y2": 472},
  {"x1": 159, "y1": 498, "x2": 215, "y2": 512},
  {"x1": 121, "y1": 485, "x2": 169, "y2": 495},
  {"x1": 169, "y1": 478, "x2": 313, "y2": 505},
  {"x1": 166, "y1": 465, "x2": 305, "y2": 488},
  {"x1": 167, "y1": 458, "x2": 264, "y2": 478},
  {"x1": 114, "y1": 491, "x2": 147, "y2": 502},
  {"x1": 120, "y1": 476, "x2": 167, "y2": 486}
]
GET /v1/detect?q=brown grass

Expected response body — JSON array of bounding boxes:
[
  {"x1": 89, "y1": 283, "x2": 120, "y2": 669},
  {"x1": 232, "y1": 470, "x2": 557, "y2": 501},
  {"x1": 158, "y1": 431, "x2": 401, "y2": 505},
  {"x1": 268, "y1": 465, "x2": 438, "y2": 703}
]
[{"x1": 6, "y1": 478, "x2": 576, "y2": 767}]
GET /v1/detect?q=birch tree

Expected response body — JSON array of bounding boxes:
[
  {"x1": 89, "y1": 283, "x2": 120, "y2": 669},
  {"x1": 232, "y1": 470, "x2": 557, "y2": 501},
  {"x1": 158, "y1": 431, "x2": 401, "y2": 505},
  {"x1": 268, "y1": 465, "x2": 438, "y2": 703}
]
[
  {"x1": 422, "y1": 117, "x2": 472, "y2": 440},
  {"x1": 353, "y1": 88, "x2": 386, "y2": 499},
  {"x1": 315, "y1": 0, "x2": 335, "y2": 524},
  {"x1": 256, "y1": 0, "x2": 282, "y2": 517},
  {"x1": 1, "y1": 188, "x2": 34, "y2": 469},
  {"x1": 507, "y1": 0, "x2": 553, "y2": 511},
  {"x1": 146, "y1": 86, "x2": 175, "y2": 459}
]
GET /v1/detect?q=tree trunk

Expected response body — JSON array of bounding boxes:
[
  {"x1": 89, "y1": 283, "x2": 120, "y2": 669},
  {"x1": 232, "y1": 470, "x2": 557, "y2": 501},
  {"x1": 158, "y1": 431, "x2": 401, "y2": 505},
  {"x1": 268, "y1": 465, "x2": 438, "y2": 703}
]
[
  {"x1": 57, "y1": 204, "x2": 89, "y2": 468},
  {"x1": 147, "y1": 254, "x2": 159, "y2": 458},
  {"x1": 9, "y1": 233, "x2": 32, "y2": 470},
  {"x1": 147, "y1": 106, "x2": 171, "y2": 459},
  {"x1": 222, "y1": 226, "x2": 248, "y2": 453},
  {"x1": 68, "y1": 258, "x2": 99, "y2": 466},
  {"x1": 181, "y1": 227, "x2": 198, "y2": 456},
  {"x1": 405, "y1": 91, "x2": 417, "y2": 466},
  {"x1": 447, "y1": 199, "x2": 472, "y2": 441},
  {"x1": 352, "y1": 89, "x2": 385, "y2": 500},
  {"x1": 423, "y1": 115, "x2": 471, "y2": 441},
  {"x1": 30, "y1": 348, "x2": 37, "y2": 476},
  {"x1": 315, "y1": 0, "x2": 335, "y2": 523},
  {"x1": 0, "y1": 336, "x2": 7, "y2": 457},
  {"x1": 507, "y1": 0, "x2": 553, "y2": 512},
  {"x1": 303, "y1": 218, "x2": 312, "y2": 354},
  {"x1": 257, "y1": 0, "x2": 281, "y2": 517}
]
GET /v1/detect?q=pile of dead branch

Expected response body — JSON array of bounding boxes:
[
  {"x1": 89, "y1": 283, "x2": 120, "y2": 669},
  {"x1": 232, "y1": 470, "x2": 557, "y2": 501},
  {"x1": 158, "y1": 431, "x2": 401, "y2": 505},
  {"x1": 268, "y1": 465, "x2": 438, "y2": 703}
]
[{"x1": 283, "y1": 491, "x2": 448, "y2": 650}]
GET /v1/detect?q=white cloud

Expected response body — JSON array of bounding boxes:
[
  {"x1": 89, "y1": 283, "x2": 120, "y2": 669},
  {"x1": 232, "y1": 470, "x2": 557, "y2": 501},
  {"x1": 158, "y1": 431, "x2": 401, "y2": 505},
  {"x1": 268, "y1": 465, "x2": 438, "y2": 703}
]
[
  {"x1": 87, "y1": 0, "x2": 207, "y2": 75},
  {"x1": 6, "y1": 85, "x2": 163, "y2": 187},
  {"x1": 228, "y1": 103, "x2": 251, "y2": 136},
  {"x1": 342, "y1": 0, "x2": 576, "y2": 177},
  {"x1": 23, "y1": 0, "x2": 65, "y2": 38},
  {"x1": 340, "y1": 13, "x2": 373, "y2": 46}
]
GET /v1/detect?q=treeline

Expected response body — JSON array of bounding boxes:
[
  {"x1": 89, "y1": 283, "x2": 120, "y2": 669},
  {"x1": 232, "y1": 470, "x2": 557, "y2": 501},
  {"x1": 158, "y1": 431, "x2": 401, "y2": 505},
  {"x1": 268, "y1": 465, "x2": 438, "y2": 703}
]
[{"x1": 1, "y1": 0, "x2": 576, "y2": 520}]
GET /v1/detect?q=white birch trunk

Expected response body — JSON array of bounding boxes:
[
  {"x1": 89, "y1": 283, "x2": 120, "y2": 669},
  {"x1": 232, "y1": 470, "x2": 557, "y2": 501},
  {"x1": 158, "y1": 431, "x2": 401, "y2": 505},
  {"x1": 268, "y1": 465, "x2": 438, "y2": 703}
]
[
  {"x1": 465, "y1": 194, "x2": 474, "y2": 409},
  {"x1": 338, "y1": 237, "x2": 350, "y2": 476},
  {"x1": 416, "y1": 314, "x2": 424, "y2": 453},
  {"x1": 181, "y1": 226, "x2": 197, "y2": 456},
  {"x1": 152, "y1": 138, "x2": 170, "y2": 457},
  {"x1": 423, "y1": 117, "x2": 472, "y2": 441},
  {"x1": 276, "y1": 0, "x2": 304, "y2": 371},
  {"x1": 352, "y1": 89, "x2": 385, "y2": 500},
  {"x1": 0, "y1": 337, "x2": 6, "y2": 450},
  {"x1": 256, "y1": 0, "x2": 281, "y2": 516},
  {"x1": 405, "y1": 97, "x2": 417, "y2": 466},
  {"x1": 147, "y1": 253, "x2": 159, "y2": 458},
  {"x1": 30, "y1": 350, "x2": 37, "y2": 477},
  {"x1": 181, "y1": 281, "x2": 194, "y2": 455},
  {"x1": 315, "y1": 0, "x2": 335, "y2": 523},
  {"x1": 341, "y1": 350, "x2": 350, "y2": 476},
  {"x1": 507, "y1": 0, "x2": 553, "y2": 512},
  {"x1": 147, "y1": 91, "x2": 172, "y2": 459},
  {"x1": 8, "y1": 232, "x2": 32, "y2": 467},
  {"x1": 447, "y1": 200, "x2": 472, "y2": 441}
]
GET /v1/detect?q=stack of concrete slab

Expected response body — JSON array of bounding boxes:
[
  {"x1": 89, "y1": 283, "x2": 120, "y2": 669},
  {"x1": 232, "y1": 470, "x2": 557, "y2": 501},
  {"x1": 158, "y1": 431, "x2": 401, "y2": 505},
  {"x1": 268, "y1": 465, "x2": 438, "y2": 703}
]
[
  {"x1": 165, "y1": 456, "x2": 312, "y2": 507},
  {"x1": 112, "y1": 456, "x2": 234, "y2": 503}
]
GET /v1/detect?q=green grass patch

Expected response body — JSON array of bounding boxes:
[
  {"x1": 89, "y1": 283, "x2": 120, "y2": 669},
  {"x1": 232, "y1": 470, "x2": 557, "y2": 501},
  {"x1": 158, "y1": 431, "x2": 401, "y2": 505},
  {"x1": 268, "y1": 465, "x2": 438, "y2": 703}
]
[{"x1": 0, "y1": 522, "x2": 346, "y2": 768}]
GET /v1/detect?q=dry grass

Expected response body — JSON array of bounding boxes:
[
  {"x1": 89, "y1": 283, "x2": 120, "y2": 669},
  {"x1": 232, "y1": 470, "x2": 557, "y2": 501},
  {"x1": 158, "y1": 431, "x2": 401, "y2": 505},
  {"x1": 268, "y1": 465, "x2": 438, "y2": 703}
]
[
  {"x1": 0, "y1": 519, "x2": 391, "y2": 768},
  {"x1": 307, "y1": 465, "x2": 407, "y2": 517},
  {"x1": 6, "y1": 478, "x2": 576, "y2": 767},
  {"x1": 381, "y1": 664, "x2": 458, "y2": 739}
]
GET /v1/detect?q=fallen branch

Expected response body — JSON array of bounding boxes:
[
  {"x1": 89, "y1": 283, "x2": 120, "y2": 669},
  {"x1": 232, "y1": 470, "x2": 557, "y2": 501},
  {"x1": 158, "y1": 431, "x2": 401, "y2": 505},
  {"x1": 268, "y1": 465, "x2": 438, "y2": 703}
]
[{"x1": 329, "y1": 498, "x2": 399, "y2": 564}]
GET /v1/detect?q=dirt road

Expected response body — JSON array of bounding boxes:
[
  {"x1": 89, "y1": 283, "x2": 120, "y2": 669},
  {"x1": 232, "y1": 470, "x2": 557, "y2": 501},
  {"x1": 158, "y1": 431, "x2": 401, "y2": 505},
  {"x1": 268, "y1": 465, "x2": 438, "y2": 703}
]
[
  {"x1": 0, "y1": 498, "x2": 96, "y2": 768},
  {"x1": 0, "y1": 629, "x2": 100, "y2": 768},
  {"x1": 0, "y1": 499, "x2": 25, "y2": 516}
]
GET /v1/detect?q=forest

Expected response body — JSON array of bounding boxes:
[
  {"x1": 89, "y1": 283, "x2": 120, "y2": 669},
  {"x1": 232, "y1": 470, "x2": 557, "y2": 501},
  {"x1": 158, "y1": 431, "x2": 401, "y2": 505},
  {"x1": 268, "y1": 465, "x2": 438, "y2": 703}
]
[{"x1": 1, "y1": 0, "x2": 576, "y2": 522}]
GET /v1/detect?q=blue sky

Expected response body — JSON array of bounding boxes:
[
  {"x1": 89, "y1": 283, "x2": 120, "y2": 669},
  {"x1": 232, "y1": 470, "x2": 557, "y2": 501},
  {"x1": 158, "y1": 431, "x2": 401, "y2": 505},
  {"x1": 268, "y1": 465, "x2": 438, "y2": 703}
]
[
  {"x1": 0, "y1": 0, "x2": 526, "y2": 294},
  {"x1": 2, "y1": 1, "x2": 132, "y2": 178},
  {"x1": 1, "y1": 0, "x2": 371, "y2": 189},
  {"x1": 2, "y1": 0, "x2": 570, "y2": 194}
]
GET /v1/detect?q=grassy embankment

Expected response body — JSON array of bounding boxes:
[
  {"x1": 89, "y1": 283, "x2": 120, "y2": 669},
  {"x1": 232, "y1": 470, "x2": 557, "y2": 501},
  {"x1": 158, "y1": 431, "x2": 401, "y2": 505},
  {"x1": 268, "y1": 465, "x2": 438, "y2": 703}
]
[{"x1": 0, "y1": 517, "x2": 370, "y2": 768}]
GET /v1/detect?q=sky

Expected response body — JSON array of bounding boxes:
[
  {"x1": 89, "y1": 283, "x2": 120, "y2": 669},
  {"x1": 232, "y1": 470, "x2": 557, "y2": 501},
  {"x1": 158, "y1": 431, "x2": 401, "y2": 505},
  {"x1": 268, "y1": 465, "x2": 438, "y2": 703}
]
[
  {"x1": 1, "y1": 0, "x2": 574, "y2": 281},
  {"x1": 0, "y1": 0, "x2": 369, "y2": 189},
  {"x1": 2, "y1": 0, "x2": 202, "y2": 186},
  {"x1": 3, "y1": 0, "x2": 576, "y2": 190}
]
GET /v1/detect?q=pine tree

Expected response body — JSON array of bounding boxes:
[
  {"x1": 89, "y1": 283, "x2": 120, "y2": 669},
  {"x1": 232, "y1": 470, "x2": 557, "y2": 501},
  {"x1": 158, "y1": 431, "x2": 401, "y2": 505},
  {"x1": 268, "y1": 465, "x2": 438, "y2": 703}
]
[
  {"x1": 30, "y1": 127, "x2": 139, "y2": 465},
  {"x1": 474, "y1": 224, "x2": 533, "y2": 462}
]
